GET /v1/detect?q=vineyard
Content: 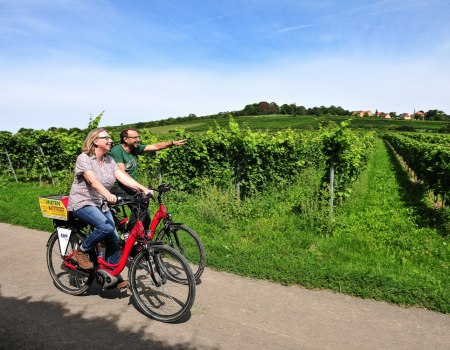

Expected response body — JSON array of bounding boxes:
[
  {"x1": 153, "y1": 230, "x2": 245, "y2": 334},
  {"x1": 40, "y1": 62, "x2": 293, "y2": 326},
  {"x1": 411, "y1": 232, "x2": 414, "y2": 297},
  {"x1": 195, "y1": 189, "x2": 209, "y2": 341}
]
[
  {"x1": 1, "y1": 119, "x2": 449, "y2": 312},
  {"x1": 0, "y1": 120, "x2": 375, "y2": 211},
  {"x1": 3, "y1": 116, "x2": 450, "y2": 212},
  {"x1": 384, "y1": 132, "x2": 450, "y2": 206}
]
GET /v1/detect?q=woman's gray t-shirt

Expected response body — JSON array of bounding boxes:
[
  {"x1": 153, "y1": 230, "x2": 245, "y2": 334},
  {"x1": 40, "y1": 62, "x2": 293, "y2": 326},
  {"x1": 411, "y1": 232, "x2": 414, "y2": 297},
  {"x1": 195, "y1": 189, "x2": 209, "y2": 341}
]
[{"x1": 68, "y1": 153, "x2": 118, "y2": 211}]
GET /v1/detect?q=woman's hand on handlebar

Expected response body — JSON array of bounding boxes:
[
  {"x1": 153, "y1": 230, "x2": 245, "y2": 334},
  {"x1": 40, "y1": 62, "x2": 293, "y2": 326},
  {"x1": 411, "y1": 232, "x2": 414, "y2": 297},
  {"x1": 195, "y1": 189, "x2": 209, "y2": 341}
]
[
  {"x1": 105, "y1": 193, "x2": 118, "y2": 204},
  {"x1": 143, "y1": 188, "x2": 154, "y2": 198}
]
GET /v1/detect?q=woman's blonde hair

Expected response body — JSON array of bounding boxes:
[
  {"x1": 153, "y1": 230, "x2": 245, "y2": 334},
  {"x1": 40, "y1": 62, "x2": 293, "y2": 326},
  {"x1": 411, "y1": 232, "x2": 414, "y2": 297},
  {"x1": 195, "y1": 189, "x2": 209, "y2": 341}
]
[{"x1": 82, "y1": 128, "x2": 108, "y2": 156}]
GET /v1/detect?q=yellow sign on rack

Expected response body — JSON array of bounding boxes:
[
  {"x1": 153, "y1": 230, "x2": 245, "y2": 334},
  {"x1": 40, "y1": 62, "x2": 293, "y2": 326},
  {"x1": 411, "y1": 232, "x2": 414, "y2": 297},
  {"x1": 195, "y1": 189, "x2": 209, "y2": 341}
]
[{"x1": 39, "y1": 196, "x2": 69, "y2": 220}]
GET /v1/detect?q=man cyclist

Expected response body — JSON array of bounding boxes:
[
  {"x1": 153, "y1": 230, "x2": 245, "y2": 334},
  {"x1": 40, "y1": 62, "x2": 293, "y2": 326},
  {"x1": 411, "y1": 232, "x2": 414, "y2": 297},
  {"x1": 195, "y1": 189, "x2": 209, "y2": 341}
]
[{"x1": 110, "y1": 128, "x2": 186, "y2": 230}]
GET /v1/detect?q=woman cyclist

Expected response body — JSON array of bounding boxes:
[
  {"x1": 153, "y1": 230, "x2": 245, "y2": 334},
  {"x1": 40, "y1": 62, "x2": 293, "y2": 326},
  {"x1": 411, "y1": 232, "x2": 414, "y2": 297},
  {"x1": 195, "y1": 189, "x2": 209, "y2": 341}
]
[{"x1": 68, "y1": 128, "x2": 151, "y2": 287}]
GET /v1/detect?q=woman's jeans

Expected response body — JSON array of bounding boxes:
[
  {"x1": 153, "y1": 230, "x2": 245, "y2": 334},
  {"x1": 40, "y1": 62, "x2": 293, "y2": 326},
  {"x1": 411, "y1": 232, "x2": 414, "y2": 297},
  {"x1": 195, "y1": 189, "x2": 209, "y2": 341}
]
[{"x1": 74, "y1": 205, "x2": 120, "y2": 264}]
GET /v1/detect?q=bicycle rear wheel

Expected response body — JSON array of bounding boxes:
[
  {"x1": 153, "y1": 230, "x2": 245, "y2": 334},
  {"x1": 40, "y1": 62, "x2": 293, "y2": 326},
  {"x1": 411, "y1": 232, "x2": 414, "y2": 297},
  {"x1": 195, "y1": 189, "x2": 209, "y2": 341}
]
[
  {"x1": 46, "y1": 231, "x2": 94, "y2": 295},
  {"x1": 156, "y1": 224, "x2": 206, "y2": 282},
  {"x1": 129, "y1": 244, "x2": 196, "y2": 323}
]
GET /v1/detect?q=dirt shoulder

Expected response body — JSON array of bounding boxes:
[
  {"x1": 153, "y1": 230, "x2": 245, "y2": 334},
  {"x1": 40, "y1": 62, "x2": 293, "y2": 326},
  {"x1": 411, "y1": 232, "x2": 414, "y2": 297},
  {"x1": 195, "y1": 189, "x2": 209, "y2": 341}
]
[{"x1": 0, "y1": 222, "x2": 449, "y2": 350}]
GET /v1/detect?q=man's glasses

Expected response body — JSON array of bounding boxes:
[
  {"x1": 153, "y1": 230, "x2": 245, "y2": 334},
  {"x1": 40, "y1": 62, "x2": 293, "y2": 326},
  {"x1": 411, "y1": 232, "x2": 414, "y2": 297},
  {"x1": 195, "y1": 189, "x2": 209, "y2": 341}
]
[
  {"x1": 127, "y1": 136, "x2": 140, "y2": 139},
  {"x1": 98, "y1": 136, "x2": 113, "y2": 141}
]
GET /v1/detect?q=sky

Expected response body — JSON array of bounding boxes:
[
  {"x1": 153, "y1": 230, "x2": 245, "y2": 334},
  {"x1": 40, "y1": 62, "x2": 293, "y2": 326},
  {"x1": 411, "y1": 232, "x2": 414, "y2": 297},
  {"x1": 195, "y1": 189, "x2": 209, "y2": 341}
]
[{"x1": 0, "y1": 0, "x2": 449, "y2": 133}]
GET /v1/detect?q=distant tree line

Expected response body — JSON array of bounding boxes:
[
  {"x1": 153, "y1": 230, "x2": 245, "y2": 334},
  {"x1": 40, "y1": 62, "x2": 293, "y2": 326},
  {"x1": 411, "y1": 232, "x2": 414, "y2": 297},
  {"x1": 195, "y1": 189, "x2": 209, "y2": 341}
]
[
  {"x1": 107, "y1": 102, "x2": 351, "y2": 131},
  {"x1": 235, "y1": 102, "x2": 350, "y2": 117},
  {"x1": 10, "y1": 102, "x2": 449, "y2": 134},
  {"x1": 422, "y1": 109, "x2": 449, "y2": 121}
]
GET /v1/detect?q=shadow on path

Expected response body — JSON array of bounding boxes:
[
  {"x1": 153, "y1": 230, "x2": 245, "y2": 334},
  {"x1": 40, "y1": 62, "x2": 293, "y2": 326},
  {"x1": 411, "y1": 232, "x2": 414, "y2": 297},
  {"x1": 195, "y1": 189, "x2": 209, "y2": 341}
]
[{"x1": 0, "y1": 290, "x2": 199, "y2": 350}]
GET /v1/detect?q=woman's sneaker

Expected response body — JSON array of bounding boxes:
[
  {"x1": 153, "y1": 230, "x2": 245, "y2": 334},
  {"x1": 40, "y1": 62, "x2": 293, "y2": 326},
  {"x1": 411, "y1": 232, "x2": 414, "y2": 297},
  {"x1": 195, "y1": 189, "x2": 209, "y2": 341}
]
[
  {"x1": 116, "y1": 279, "x2": 128, "y2": 289},
  {"x1": 116, "y1": 274, "x2": 128, "y2": 289},
  {"x1": 74, "y1": 250, "x2": 94, "y2": 269},
  {"x1": 105, "y1": 274, "x2": 128, "y2": 290}
]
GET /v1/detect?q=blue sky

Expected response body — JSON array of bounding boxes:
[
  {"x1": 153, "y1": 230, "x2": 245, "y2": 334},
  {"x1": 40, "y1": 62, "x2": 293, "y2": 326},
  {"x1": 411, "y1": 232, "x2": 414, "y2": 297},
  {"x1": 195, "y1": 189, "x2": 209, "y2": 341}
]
[{"x1": 1, "y1": 0, "x2": 449, "y2": 132}]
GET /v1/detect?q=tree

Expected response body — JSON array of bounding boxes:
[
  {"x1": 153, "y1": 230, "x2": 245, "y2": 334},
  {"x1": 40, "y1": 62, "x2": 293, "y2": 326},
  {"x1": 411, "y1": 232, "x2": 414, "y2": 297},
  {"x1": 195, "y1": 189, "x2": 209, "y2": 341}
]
[
  {"x1": 17, "y1": 128, "x2": 35, "y2": 134},
  {"x1": 295, "y1": 105, "x2": 307, "y2": 115},
  {"x1": 256, "y1": 101, "x2": 278, "y2": 115},
  {"x1": 434, "y1": 110, "x2": 447, "y2": 121},
  {"x1": 307, "y1": 107, "x2": 321, "y2": 116},
  {"x1": 424, "y1": 109, "x2": 448, "y2": 121},
  {"x1": 280, "y1": 104, "x2": 294, "y2": 115},
  {"x1": 242, "y1": 103, "x2": 257, "y2": 116},
  {"x1": 68, "y1": 127, "x2": 82, "y2": 134},
  {"x1": 270, "y1": 102, "x2": 279, "y2": 113},
  {"x1": 425, "y1": 110, "x2": 437, "y2": 120}
]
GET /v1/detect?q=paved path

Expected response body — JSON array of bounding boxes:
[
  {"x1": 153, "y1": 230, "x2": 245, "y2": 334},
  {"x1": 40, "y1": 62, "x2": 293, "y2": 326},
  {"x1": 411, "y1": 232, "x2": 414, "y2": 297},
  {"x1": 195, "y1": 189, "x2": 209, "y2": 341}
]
[{"x1": 0, "y1": 222, "x2": 449, "y2": 349}]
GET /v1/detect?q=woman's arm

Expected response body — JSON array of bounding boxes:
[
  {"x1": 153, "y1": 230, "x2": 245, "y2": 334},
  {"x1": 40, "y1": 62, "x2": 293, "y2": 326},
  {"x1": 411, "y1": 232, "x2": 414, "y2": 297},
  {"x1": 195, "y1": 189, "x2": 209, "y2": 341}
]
[
  {"x1": 83, "y1": 170, "x2": 117, "y2": 203},
  {"x1": 114, "y1": 169, "x2": 151, "y2": 195}
]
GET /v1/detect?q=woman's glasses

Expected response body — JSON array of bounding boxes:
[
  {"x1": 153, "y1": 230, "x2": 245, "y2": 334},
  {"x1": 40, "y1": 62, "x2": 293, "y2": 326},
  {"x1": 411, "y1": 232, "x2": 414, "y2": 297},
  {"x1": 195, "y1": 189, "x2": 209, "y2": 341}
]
[{"x1": 98, "y1": 136, "x2": 113, "y2": 141}]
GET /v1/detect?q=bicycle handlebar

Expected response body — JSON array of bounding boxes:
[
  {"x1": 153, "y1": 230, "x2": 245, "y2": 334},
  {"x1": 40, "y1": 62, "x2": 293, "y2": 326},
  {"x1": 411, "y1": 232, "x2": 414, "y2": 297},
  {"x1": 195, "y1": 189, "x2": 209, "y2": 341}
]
[
  {"x1": 153, "y1": 183, "x2": 172, "y2": 194},
  {"x1": 113, "y1": 183, "x2": 172, "y2": 206}
]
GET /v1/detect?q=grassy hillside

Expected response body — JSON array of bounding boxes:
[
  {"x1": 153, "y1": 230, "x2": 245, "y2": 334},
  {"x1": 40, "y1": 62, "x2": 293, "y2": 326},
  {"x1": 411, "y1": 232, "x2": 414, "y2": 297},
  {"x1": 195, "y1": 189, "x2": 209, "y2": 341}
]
[{"x1": 107, "y1": 114, "x2": 449, "y2": 136}]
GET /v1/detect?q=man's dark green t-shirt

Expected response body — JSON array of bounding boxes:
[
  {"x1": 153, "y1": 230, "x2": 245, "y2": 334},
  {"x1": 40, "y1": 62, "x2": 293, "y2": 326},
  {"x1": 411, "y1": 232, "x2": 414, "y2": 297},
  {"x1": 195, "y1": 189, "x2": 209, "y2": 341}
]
[{"x1": 110, "y1": 144, "x2": 146, "y2": 179}]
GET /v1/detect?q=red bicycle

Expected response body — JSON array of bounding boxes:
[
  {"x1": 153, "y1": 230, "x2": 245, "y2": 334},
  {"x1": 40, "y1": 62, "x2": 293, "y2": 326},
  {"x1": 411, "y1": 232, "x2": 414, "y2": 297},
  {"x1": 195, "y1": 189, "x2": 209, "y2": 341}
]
[
  {"x1": 111, "y1": 183, "x2": 206, "y2": 282},
  {"x1": 45, "y1": 192, "x2": 196, "y2": 323}
]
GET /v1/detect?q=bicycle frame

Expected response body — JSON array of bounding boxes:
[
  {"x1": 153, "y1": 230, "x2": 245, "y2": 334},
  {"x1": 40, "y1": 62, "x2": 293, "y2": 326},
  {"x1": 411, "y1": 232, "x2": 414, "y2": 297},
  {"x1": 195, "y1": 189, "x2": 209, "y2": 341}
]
[
  {"x1": 149, "y1": 201, "x2": 169, "y2": 238},
  {"x1": 113, "y1": 188, "x2": 172, "y2": 241},
  {"x1": 60, "y1": 187, "x2": 172, "y2": 279},
  {"x1": 95, "y1": 191, "x2": 169, "y2": 276},
  {"x1": 61, "y1": 213, "x2": 147, "y2": 277},
  {"x1": 96, "y1": 219, "x2": 146, "y2": 276}
]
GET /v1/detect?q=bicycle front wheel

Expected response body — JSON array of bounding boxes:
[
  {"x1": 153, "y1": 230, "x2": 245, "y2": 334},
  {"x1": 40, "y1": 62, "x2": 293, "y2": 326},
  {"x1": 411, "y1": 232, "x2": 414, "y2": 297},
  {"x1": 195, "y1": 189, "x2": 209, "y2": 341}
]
[
  {"x1": 46, "y1": 231, "x2": 94, "y2": 295},
  {"x1": 129, "y1": 244, "x2": 196, "y2": 323},
  {"x1": 156, "y1": 224, "x2": 206, "y2": 282}
]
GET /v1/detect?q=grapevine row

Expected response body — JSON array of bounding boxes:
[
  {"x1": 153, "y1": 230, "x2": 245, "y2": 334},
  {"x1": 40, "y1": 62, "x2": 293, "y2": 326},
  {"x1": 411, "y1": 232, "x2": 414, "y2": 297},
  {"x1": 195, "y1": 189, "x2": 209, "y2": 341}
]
[
  {"x1": 395, "y1": 132, "x2": 450, "y2": 146},
  {"x1": 1, "y1": 121, "x2": 374, "y2": 204},
  {"x1": 156, "y1": 120, "x2": 375, "y2": 202},
  {"x1": 384, "y1": 133, "x2": 450, "y2": 203}
]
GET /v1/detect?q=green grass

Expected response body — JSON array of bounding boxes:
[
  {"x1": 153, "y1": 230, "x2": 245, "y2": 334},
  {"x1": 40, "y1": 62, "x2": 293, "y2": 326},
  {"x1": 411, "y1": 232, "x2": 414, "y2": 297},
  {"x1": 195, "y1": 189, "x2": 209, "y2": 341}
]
[
  {"x1": 0, "y1": 180, "x2": 55, "y2": 231},
  {"x1": 0, "y1": 137, "x2": 448, "y2": 313},
  {"x1": 330, "y1": 139, "x2": 449, "y2": 310}
]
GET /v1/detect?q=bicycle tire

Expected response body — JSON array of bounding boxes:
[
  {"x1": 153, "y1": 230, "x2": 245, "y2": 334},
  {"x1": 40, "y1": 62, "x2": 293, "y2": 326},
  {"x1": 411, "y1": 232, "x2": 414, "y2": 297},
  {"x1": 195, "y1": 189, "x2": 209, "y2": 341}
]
[
  {"x1": 156, "y1": 224, "x2": 206, "y2": 282},
  {"x1": 129, "y1": 244, "x2": 196, "y2": 323},
  {"x1": 46, "y1": 231, "x2": 94, "y2": 295}
]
